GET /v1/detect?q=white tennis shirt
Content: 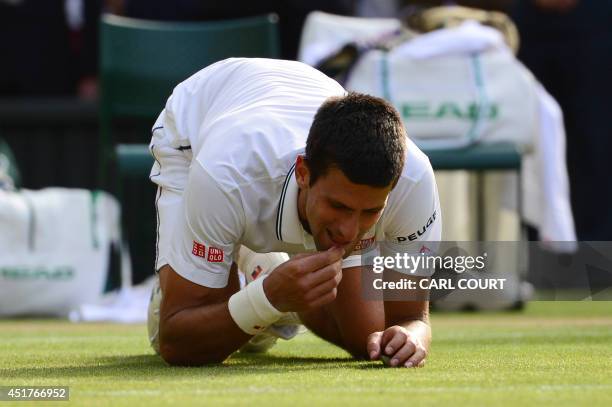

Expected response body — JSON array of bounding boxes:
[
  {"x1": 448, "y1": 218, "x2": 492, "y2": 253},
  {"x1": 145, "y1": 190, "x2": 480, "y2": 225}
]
[{"x1": 152, "y1": 58, "x2": 441, "y2": 288}]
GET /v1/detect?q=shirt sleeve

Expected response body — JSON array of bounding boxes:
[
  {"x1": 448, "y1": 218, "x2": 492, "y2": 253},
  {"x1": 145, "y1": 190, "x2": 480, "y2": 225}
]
[
  {"x1": 166, "y1": 161, "x2": 244, "y2": 288},
  {"x1": 379, "y1": 163, "x2": 442, "y2": 276}
]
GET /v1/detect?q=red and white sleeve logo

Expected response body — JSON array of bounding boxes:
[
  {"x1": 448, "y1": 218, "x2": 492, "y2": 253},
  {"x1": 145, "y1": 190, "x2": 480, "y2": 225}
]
[
  {"x1": 192, "y1": 241, "x2": 206, "y2": 258},
  {"x1": 192, "y1": 241, "x2": 224, "y2": 262},
  {"x1": 207, "y1": 247, "x2": 224, "y2": 263}
]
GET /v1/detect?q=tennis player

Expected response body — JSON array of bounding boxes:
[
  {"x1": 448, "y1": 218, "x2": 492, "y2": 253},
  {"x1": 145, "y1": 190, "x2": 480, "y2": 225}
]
[{"x1": 147, "y1": 58, "x2": 441, "y2": 368}]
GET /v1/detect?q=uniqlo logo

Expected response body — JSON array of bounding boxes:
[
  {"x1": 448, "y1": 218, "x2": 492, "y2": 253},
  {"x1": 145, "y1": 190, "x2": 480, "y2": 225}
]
[
  {"x1": 192, "y1": 241, "x2": 206, "y2": 258},
  {"x1": 207, "y1": 247, "x2": 224, "y2": 262}
]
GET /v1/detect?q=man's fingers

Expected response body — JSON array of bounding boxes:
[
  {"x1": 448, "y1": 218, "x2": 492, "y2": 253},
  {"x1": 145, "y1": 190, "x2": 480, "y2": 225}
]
[
  {"x1": 374, "y1": 326, "x2": 429, "y2": 368},
  {"x1": 304, "y1": 271, "x2": 343, "y2": 302},
  {"x1": 404, "y1": 348, "x2": 427, "y2": 368},
  {"x1": 382, "y1": 328, "x2": 405, "y2": 357},
  {"x1": 366, "y1": 331, "x2": 383, "y2": 360},
  {"x1": 303, "y1": 261, "x2": 342, "y2": 287},
  {"x1": 380, "y1": 325, "x2": 399, "y2": 347},
  {"x1": 387, "y1": 340, "x2": 416, "y2": 367},
  {"x1": 290, "y1": 253, "x2": 312, "y2": 261},
  {"x1": 307, "y1": 289, "x2": 338, "y2": 309},
  {"x1": 294, "y1": 246, "x2": 344, "y2": 274}
]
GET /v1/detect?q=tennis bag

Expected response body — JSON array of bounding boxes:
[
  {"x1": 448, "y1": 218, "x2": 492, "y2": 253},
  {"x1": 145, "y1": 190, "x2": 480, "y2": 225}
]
[
  {"x1": 300, "y1": 12, "x2": 539, "y2": 150},
  {"x1": 346, "y1": 46, "x2": 538, "y2": 149},
  {"x1": 0, "y1": 188, "x2": 121, "y2": 317}
]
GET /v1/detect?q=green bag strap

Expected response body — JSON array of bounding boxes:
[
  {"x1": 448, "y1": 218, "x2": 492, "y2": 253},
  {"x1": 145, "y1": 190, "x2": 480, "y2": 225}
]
[
  {"x1": 380, "y1": 51, "x2": 492, "y2": 149},
  {"x1": 381, "y1": 49, "x2": 392, "y2": 102},
  {"x1": 22, "y1": 194, "x2": 36, "y2": 252},
  {"x1": 90, "y1": 190, "x2": 101, "y2": 250},
  {"x1": 465, "y1": 53, "x2": 491, "y2": 145}
]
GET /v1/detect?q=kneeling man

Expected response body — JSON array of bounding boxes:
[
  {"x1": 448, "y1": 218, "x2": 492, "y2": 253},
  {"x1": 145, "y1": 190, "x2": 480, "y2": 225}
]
[{"x1": 147, "y1": 58, "x2": 441, "y2": 368}]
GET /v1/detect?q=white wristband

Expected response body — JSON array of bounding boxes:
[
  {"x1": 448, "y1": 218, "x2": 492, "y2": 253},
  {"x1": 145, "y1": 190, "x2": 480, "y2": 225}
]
[{"x1": 228, "y1": 275, "x2": 284, "y2": 335}]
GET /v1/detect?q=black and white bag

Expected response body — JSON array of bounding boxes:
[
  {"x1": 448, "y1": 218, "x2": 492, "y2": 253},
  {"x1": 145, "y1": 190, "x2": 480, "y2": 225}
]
[{"x1": 300, "y1": 11, "x2": 539, "y2": 150}]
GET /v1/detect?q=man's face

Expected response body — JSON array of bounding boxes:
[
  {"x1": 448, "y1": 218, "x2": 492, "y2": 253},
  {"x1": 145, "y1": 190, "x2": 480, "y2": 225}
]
[{"x1": 295, "y1": 156, "x2": 392, "y2": 256}]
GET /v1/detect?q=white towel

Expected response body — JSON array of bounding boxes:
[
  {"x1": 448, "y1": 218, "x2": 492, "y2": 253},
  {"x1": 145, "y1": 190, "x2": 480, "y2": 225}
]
[
  {"x1": 522, "y1": 85, "x2": 577, "y2": 245},
  {"x1": 69, "y1": 276, "x2": 156, "y2": 324}
]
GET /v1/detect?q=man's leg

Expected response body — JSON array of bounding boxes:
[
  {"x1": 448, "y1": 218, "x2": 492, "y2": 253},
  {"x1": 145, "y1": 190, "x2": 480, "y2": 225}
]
[
  {"x1": 148, "y1": 261, "x2": 242, "y2": 355},
  {"x1": 147, "y1": 185, "x2": 185, "y2": 354},
  {"x1": 148, "y1": 122, "x2": 193, "y2": 353}
]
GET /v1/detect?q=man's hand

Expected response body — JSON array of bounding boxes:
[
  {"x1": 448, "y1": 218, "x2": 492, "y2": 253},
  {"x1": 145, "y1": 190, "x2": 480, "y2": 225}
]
[
  {"x1": 263, "y1": 246, "x2": 344, "y2": 312},
  {"x1": 367, "y1": 325, "x2": 428, "y2": 368}
]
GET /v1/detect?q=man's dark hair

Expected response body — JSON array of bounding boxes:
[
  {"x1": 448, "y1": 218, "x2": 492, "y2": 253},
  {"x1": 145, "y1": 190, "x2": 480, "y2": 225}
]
[{"x1": 305, "y1": 92, "x2": 407, "y2": 188}]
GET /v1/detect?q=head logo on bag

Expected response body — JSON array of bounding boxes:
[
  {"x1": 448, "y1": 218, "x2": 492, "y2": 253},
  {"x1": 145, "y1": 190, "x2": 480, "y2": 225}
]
[
  {"x1": 400, "y1": 101, "x2": 499, "y2": 121},
  {"x1": 0, "y1": 266, "x2": 75, "y2": 281}
]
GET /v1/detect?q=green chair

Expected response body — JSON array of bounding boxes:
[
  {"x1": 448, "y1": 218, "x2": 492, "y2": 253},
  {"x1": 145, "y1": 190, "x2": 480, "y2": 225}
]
[
  {"x1": 425, "y1": 143, "x2": 522, "y2": 240},
  {"x1": 115, "y1": 144, "x2": 153, "y2": 179},
  {"x1": 116, "y1": 142, "x2": 521, "y2": 176},
  {"x1": 424, "y1": 143, "x2": 521, "y2": 171},
  {"x1": 102, "y1": 14, "x2": 280, "y2": 283},
  {"x1": 100, "y1": 13, "x2": 281, "y2": 185}
]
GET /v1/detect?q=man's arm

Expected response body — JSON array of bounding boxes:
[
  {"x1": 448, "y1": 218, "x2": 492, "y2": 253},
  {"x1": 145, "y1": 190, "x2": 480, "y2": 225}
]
[
  {"x1": 297, "y1": 265, "x2": 385, "y2": 359},
  {"x1": 298, "y1": 265, "x2": 430, "y2": 367},
  {"x1": 158, "y1": 263, "x2": 248, "y2": 366},
  {"x1": 158, "y1": 247, "x2": 345, "y2": 366},
  {"x1": 362, "y1": 155, "x2": 438, "y2": 367},
  {"x1": 366, "y1": 269, "x2": 431, "y2": 368}
]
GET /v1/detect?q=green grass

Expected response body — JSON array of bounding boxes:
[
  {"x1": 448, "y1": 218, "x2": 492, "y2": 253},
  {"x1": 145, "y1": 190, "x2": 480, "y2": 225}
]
[{"x1": 1, "y1": 302, "x2": 611, "y2": 406}]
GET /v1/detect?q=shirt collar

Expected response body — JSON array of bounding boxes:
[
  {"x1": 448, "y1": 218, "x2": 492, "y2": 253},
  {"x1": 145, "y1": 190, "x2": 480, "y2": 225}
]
[{"x1": 276, "y1": 163, "x2": 316, "y2": 250}]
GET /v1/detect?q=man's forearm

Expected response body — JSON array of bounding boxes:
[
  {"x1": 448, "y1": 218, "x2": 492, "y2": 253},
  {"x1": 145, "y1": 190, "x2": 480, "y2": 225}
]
[
  {"x1": 381, "y1": 298, "x2": 432, "y2": 366},
  {"x1": 299, "y1": 304, "x2": 380, "y2": 359},
  {"x1": 298, "y1": 306, "x2": 344, "y2": 348},
  {"x1": 160, "y1": 301, "x2": 251, "y2": 366},
  {"x1": 297, "y1": 266, "x2": 385, "y2": 359}
]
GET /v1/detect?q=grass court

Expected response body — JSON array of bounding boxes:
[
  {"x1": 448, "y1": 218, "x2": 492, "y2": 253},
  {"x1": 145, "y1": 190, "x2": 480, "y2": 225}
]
[{"x1": 1, "y1": 301, "x2": 611, "y2": 406}]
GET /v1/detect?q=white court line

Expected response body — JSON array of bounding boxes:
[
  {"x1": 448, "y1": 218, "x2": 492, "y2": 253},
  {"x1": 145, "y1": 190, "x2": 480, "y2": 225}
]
[
  {"x1": 436, "y1": 330, "x2": 611, "y2": 341},
  {"x1": 1, "y1": 335, "x2": 138, "y2": 344},
  {"x1": 4, "y1": 330, "x2": 609, "y2": 344},
  {"x1": 78, "y1": 383, "x2": 612, "y2": 397}
]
